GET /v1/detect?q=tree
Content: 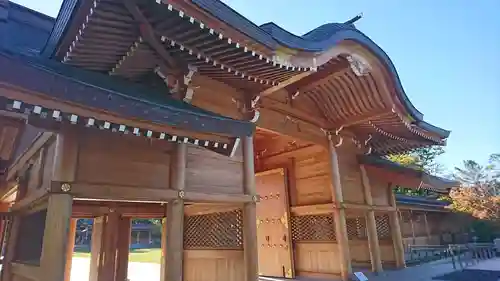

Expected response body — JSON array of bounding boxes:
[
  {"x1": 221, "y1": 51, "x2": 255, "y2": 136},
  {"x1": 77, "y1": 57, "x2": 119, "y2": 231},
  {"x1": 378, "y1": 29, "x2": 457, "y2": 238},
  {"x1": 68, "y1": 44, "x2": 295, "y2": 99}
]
[
  {"x1": 448, "y1": 153, "x2": 500, "y2": 220},
  {"x1": 387, "y1": 146, "x2": 445, "y2": 197},
  {"x1": 448, "y1": 185, "x2": 500, "y2": 220},
  {"x1": 386, "y1": 145, "x2": 445, "y2": 175}
]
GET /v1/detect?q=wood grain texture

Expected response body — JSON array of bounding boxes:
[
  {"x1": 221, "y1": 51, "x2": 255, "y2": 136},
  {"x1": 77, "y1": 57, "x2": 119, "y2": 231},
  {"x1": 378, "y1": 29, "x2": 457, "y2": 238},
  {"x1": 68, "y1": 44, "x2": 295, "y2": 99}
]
[
  {"x1": 336, "y1": 143, "x2": 364, "y2": 204},
  {"x1": 292, "y1": 151, "x2": 332, "y2": 206},
  {"x1": 185, "y1": 145, "x2": 243, "y2": 194},
  {"x1": 39, "y1": 194, "x2": 73, "y2": 281},
  {"x1": 183, "y1": 250, "x2": 245, "y2": 281},
  {"x1": 294, "y1": 243, "x2": 341, "y2": 275},
  {"x1": 77, "y1": 133, "x2": 172, "y2": 189},
  {"x1": 190, "y1": 76, "x2": 245, "y2": 120},
  {"x1": 255, "y1": 168, "x2": 294, "y2": 277}
]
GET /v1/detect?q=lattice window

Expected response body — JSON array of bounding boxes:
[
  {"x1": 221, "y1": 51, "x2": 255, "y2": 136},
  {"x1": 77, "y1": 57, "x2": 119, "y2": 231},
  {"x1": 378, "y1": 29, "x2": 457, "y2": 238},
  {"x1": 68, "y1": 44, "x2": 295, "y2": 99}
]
[
  {"x1": 346, "y1": 217, "x2": 367, "y2": 240},
  {"x1": 375, "y1": 214, "x2": 391, "y2": 239},
  {"x1": 184, "y1": 210, "x2": 243, "y2": 249},
  {"x1": 290, "y1": 214, "x2": 336, "y2": 242}
]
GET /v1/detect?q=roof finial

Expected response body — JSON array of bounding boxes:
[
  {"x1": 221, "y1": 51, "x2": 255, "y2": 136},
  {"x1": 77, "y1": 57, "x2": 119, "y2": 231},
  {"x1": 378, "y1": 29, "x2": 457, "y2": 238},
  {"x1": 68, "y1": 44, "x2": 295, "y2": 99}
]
[{"x1": 344, "y1": 13, "x2": 363, "y2": 25}]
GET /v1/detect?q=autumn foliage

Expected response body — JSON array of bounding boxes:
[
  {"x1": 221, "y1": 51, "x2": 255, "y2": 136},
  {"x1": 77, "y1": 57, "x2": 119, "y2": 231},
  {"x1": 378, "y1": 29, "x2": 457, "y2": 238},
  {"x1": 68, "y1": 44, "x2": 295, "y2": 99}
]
[{"x1": 448, "y1": 185, "x2": 500, "y2": 220}]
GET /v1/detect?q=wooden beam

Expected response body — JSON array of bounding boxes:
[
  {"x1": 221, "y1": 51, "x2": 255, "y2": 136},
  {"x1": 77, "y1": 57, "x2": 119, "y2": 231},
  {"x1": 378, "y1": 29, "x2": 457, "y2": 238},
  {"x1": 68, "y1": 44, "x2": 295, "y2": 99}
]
[
  {"x1": 257, "y1": 144, "x2": 325, "y2": 167},
  {"x1": 123, "y1": 0, "x2": 179, "y2": 71},
  {"x1": 0, "y1": 184, "x2": 17, "y2": 203},
  {"x1": 260, "y1": 71, "x2": 314, "y2": 97},
  {"x1": 337, "y1": 110, "x2": 391, "y2": 128},
  {"x1": 291, "y1": 203, "x2": 334, "y2": 216},
  {"x1": 7, "y1": 132, "x2": 54, "y2": 181},
  {"x1": 287, "y1": 59, "x2": 351, "y2": 93},
  {"x1": 342, "y1": 203, "x2": 395, "y2": 212},
  {"x1": 183, "y1": 192, "x2": 253, "y2": 203},
  {"x1": 327, "y1": 139, "x2": 352, "y2": 281},
  {"x1": 57, "y1": 183, "x2": 178, "y2": 203},
  {"x1": 72, "y1": 202, "x2": 166, "y2": 218},
  {"x1": 290, "y1": 203, "x2": 395, "y2": 215},
  {"x1": 259, "y1": 97, "x2": 329, "y2": 128},
  {"x1": 61, "y1": 182, "x2": 250, "y2": 204},
  {"x1": 40, "y1": 194, "x2": 73, "y2": 281},
  {"x1": 9, "y1": 187, "x2": 48, "y2": 213},
  {"x1": 242, "y1": 136, "x2": 258, "y2": 281},
  {"x1": 164, "y1": 142, "x2": 187, "y2": 281},
  {"x1": 360, "y1": 165, "x2": 383, "y2": 273},
  {"x1": 184, "y1": 203, "x2": 241, "y2": 216},
  {"x1": 0, "y1": 84, "x2": 230, "y2": 145},
  {"x1": 257, "y1": 109, "x2": 328, "y2": 146}
]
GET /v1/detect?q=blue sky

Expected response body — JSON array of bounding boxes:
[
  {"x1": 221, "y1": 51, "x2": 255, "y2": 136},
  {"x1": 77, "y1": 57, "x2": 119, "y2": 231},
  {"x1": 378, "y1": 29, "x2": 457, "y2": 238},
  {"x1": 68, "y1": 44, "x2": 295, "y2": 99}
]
[{"x1": 13, "y1": 0, "x2": 500, "y2": 171}]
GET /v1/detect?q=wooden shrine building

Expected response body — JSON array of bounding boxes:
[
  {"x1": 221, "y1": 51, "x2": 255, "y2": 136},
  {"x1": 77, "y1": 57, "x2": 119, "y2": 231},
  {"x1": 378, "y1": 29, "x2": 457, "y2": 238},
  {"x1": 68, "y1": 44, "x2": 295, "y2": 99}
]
[{"x1": 0, "y1": 1, "x2": 457, "y2": 281}]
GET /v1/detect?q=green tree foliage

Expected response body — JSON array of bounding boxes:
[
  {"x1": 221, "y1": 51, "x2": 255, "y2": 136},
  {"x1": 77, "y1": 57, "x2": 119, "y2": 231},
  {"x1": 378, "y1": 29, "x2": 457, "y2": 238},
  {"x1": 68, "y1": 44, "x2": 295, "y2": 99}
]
[
  {"x1": 132, "y1": 219, "x2": 162, "y2": 225},
  {"x1": 387, "y1": 146, "x2": 445, "y2": 197},
  {"x1": 387, "y1": 146, "x2": 445, "y2": 175}
]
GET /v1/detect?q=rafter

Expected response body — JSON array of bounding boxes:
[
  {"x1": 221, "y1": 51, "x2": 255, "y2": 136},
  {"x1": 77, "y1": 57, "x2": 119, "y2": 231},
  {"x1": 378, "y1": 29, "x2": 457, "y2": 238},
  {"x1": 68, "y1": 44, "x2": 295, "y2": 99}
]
[
  {"x1": 123, "y1": 0, "x2": 180, "y2": 71},
  {"x1": 259, "y1": 71, "x2": 314, "y2": 97}
]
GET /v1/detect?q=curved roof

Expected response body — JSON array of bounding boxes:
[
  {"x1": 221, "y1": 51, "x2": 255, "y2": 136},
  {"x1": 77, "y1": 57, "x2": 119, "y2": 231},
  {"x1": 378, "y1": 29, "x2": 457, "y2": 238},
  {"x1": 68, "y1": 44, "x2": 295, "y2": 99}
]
[
  {"x1": 190, "y1": 0, "x2": 449, "y2": 138},
  {"x1": 39, "y1": 0, "x2": 450, "y2": 153}
]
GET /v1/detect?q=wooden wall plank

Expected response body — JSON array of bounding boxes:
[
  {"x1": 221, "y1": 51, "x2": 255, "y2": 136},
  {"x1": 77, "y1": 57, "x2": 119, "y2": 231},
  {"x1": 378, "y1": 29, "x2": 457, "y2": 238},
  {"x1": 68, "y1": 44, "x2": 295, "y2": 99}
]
[
  {"x1": 77, "y1": 133, "x2": 172, "y2": 190},
  {"x1": 185, "y1": 145, "x2": 243, "y2": 194},
  {"x1": 183, "y1": 250, "x2": 245, "y2": 281}
]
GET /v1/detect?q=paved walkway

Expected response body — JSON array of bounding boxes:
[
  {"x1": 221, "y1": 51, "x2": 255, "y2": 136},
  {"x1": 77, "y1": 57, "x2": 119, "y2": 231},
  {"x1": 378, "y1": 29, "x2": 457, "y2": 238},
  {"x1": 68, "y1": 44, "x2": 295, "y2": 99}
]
[
  {"x1": 70, "y1": 257, "x2": 499, "y2": 281},
  {"x1": 70, "y1": 258, "x2": 161, "y2": 281}
]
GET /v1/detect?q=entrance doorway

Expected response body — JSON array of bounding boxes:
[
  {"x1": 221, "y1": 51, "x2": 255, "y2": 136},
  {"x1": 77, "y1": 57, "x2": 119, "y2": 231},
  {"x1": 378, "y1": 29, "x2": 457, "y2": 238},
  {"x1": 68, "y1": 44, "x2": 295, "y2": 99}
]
[{"x1": 256, "y1": 168, "x2": 294, "y2": 278}]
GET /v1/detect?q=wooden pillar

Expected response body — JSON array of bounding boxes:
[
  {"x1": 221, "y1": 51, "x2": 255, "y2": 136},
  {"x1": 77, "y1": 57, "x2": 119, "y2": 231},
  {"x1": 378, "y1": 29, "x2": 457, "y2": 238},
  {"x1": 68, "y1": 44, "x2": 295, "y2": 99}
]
[
  {"x1": 40, "y1": 194, "x2": 74, "y2": 281},
  {"x1": 359, "y1": 165, "x2": 382, "y2": 273},
  {"x1": 115, "y1": 217, "x2": 131, "y2": 281},
  {"x1": 64, "y1": 218, "x2": 78, "y2": 281},
  {"x1": 39, "y1": 131, "x2": 77, "y2": 281},
  {"x1": 327, "y1": 138, "x2": 351, "y2": 281},
  {"x1": 1, "y1": 217, "x2": 20, "y2": 281},
  {"x1": 163, "y1": 142, "x2": 187, "y2": 281},
  {"x1": 89, "y1": 216, "x2": 105, "y2": 281},
  {"x1": 242, "y1": 136, "x2": 258, "y2": 281},
  {"x1": 88, "y1": 213, "x2": 120, "y2": 281},
  {"x1": 388, "y1": 189, "x2": 405, "y2": 268},
  {"x1": 160, "y1": 217, "x2": 167, "y2": 281},
  {"x1": 102, "y1": 212, "x2": 119, "y2": 281},
  {"x1": 423, "y1": 212, "x2": 431, "y2": 241},
  {"x1": 409, "y1": 210, "x2": 416, "y2": 244}
]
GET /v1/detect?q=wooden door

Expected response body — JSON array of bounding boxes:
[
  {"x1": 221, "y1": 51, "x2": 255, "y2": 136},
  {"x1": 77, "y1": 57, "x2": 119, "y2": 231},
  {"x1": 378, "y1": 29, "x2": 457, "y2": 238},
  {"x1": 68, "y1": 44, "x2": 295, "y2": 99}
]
[{"x1": 256, "y1": 168, "x2": 294, "y2": 278}]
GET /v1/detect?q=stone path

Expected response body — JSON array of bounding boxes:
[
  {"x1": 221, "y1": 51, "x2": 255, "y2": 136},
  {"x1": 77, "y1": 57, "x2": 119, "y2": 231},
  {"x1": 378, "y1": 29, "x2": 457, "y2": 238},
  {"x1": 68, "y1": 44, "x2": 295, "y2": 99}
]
[
  {"x1": 70, "y1": 257, "x2": 161, "y2": 281},
  {"x1": 70, "y1": 257, "x2": 499, "y2": 281}
]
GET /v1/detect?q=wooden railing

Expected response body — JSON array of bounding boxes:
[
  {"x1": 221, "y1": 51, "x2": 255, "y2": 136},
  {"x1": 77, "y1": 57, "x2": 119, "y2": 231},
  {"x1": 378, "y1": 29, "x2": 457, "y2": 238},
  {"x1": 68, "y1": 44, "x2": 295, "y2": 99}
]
[{"x1": 405, "y1": 243, "x2": 497, "y2": 269}]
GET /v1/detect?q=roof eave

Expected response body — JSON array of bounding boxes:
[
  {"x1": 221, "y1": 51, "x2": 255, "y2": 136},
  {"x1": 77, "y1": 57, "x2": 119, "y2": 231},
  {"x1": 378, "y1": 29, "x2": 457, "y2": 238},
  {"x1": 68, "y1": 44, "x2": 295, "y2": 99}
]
[
  {"x1": 41, "y1": 0, "x2": 79, "y2": 58},
  {"x1": 188, "y1": 0, "x2": 450, "y2": 139}
]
